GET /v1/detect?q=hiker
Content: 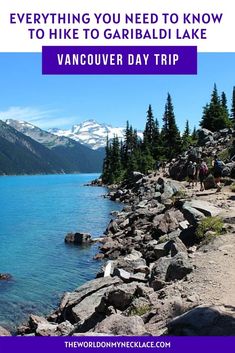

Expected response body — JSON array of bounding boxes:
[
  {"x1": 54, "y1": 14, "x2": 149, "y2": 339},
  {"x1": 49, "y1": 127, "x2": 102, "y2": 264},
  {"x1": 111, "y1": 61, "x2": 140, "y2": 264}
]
[
  {"x1": 187, "y1": 161, "x2": 196, "y2": 188},
  {"x1": 193, "y1": 161, "x2": 199, "y2": 187},
  {"x1": 198, "y1": 159, "x2": 208, "y2": 191},
  {"x1": 162, "y1": 161, "x2": 166, "y2": 174},
  {"x1": 213, "y1": 155, "x2": 224, "y2": 192}
]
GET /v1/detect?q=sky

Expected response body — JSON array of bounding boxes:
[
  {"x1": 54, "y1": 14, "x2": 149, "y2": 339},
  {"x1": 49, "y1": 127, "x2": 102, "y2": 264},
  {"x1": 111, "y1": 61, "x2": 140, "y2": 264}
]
[{"x1": 0, "y1": 53, "x2": 234, "y2": 132}]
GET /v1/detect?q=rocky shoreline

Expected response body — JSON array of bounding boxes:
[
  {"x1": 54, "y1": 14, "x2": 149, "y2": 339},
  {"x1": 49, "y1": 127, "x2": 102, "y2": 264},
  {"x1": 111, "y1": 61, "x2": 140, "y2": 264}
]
[{"x1": 1, "y1": 168, "x2": 234, "y2": 336}]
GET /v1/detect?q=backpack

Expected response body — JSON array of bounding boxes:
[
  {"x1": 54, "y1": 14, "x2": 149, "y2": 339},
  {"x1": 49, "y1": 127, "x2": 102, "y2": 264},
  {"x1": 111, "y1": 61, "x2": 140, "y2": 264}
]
[
  {"x1": 214, "y1": 159, "x2": 223, "y2": 171},
  {"x1": 187, "y1": 164, "x2": 196, "y2": 176},
  {"x1": 199, "y1": 163, "x2": 208, "y2": 176}
]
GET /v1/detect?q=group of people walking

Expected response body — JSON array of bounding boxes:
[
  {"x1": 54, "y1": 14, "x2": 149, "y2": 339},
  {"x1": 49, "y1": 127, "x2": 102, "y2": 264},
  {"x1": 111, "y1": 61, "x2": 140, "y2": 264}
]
[{"x1": 187, "y1": 155, "x2": 224, "y2": 192}]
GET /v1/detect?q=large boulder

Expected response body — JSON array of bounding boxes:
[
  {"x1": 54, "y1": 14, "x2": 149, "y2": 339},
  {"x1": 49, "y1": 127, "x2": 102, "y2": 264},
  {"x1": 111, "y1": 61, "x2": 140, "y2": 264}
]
[
  {"x1": 197, "y1": 128, "x2": 214, "y2": 146},
  {"x1": 182, "y1": 203, "x2": 205, "y2": 226},
  {"x1": 150, "y1": 252, "x2": 193, "y2": 287},
  {"x1": 150, "y1": 257, "x2": 171, "y2": 290},
  {"x1": 64, "y1": 232, "x2": 92, "y2": 245},
  {"x1": 152, "y1": 209, "x2": 185, "y2": 237},
  {"x1": 183, "y1": 200, "x2": 220, "y2": 217},
  {"x1": 71, "y1": 287, "x2": 107, "y2": 327},
  {"x1": 59, "y1": 276, "x2": 122, "y2": 316},
  {"x1": 93, "y1": 314, "x2": 146, "y2": 335},
  {"x1": 165, "y1": 253, "x2": 193, "y2": 281},
  {"x1": 167, "y1": 305, "x2": 235, "y2": 335},
  {"x1": 165, "y1": 237, "x2": 188, "y2": 257},
  {"x1": 103, "y1": 283, "x2": 139, "y2": 311}
]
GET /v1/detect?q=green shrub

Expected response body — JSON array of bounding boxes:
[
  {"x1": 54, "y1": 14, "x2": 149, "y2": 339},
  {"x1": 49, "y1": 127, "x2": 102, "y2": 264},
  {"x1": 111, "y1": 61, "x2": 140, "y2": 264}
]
[
  {"x1": 196, "y1": 217, "x2": 224, "y2": 241},
  {"x1": 128, "y1": 305, "x2": 151, "y2": 316}
]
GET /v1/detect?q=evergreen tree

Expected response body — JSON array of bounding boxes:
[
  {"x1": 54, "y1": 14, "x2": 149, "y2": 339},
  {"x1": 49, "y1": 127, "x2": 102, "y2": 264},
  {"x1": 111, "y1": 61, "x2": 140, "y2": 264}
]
[
  {"x1": 110, "y1": 135, "x2": 122, "y2": 183},
  {"x1": 102, "y1": 136, "x2": 112, "y2": 184},
  {"x1": 191, "y1": 126, "x2": 198, "y2": 142},
  {"x1": 102, "y1": 135, "x2": 123, "y2": 184},
  {"x1": 161, "y1": 93, "x2": 182, "y2": 160},
  {"x1": 221, "y1": 91, "x2": 230, "y2": 126},
  {"x1": 231, "y1": 86, "x2": 235, "y2": 125},
  {"x1": 143, "y1": 104, "x2": 156, "y2": 154},
  {"x1": 139, "y1": 147, "x2": 155, "y2": 174},
  {"x1": 152, "y1": 117, "x2": 162, "y2": 161},
  {"x1": 200, "y1": 84, "x2": 231, "y2": 131},
  {"x1": 182, "y1": 120, "x2": 192, "y2": 150}
]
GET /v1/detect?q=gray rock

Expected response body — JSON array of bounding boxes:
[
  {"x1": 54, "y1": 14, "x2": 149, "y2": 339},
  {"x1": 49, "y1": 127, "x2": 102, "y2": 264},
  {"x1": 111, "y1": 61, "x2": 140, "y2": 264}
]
[
  {"x1": 152, "y1": 209, "x2": 184, "y2": 237},
  {"x1": 93, "y1": 314, "x2": 146, "y2": 335},
  {"x1": 0, "y1": 326, "x2": 11, "y2": 336},
  {"x1": 182, "y1": 203, "x2": 205, "y2": 226},
  {"x1": 129, "y1": 273, "x2": 148, "y2": 283},
  {"x1": 161, "y1": 184, "x2": 174, "y2": 202},
  {"x1": 36, "y1": 322, "x2": 58, "y2": 336},
  {"x1": 105, "y1": 283, "x2": 139, "y2": 311},
  {"x1": 71, "y1": 287, "x2": 107, "y2": 324},
  {"x1": 113, "y1": 256, "x2": 147, "y2": 274},
  {"x1": 179, "y1": 220, "x2": 190, "y2": 230},
  {"x1": 64, "y1": 232, "x2": 92, "y2": 245},
  {"x1": 165, "y1": 253, "x2": 193, "y2": 281},
  {"x1": 165, "y1": 237, "x2": 188, "y2": 257},
  {"x1": 60, "y1": 276, "x2": 122, "y2": 312},
  {"x1": 106, "y1": 220, "x2": 119, "y2": 234},
  {"x1": 183, "y1": 200, "x2": 220, "y2": 217},
  {"x1": 198, "y1": 128, "x2": 214, "y2": 146},
  {"x1": 153, "y1": 243, "x2": 169, "y2": 260},
  {"x1": 150, "y1": 257, "x2": 172, "y2": 282},
  {"x1": 113, "y1": 268, "x2": 131, "y2": 281},
  {"x1": 168, "y1": 305, "x2": 235, "y2": 335},
  {"x1": 0, "y1": 273, "x2": 12, "y2": 281},
  {"x1": 29, "y1": 315, "x2": 48, "y2": 330},
  {"x1": 136, "y1": 200, "x2": 148, "y2": 208},
  {"x1": 57, "y1": 321, "x2": 74, "y2": 336}
]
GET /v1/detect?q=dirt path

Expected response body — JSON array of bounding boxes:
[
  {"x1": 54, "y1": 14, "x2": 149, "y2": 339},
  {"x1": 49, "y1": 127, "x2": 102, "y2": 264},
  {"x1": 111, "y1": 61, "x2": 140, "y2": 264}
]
[{"x1": 182, "y1": 184, "x2": 235, "y2": 308}]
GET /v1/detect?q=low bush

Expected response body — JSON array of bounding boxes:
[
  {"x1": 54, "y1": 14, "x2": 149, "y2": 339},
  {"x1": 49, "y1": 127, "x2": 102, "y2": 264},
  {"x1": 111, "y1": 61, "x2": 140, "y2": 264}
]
[{"x1": 196, "y1": 217, "x2": 224, "y2": 242}]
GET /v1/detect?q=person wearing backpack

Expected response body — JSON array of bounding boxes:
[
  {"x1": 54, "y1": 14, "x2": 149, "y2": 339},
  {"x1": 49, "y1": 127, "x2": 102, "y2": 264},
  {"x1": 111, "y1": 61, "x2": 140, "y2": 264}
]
[
  {"x1": 187, "y1": 160, "x2": 196, "y2": 188},
  {"x1": 198, "y1": 159, "x2": 208, "y2": 191},
  {"x1": 213, "y1": 155, "x2": 224, "y2": 192}
]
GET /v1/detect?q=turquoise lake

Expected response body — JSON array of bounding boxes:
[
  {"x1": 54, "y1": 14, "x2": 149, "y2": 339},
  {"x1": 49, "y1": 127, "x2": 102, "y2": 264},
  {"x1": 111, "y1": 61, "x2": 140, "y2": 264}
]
[{"x1": 0, "y1": 174, "x2": 121, "y2": 332}]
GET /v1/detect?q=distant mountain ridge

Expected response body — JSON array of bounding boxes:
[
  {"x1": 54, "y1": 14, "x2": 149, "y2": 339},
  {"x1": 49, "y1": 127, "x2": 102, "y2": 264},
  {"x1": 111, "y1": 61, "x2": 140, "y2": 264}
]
[
  {"x1": 0, "y1": 120, "x2": 68, "y2": 175},
  {"x1": 1, "y1": 119, "x2": 104, "y2": 175},
  {"x1": 49, "y1": 119, "x2": 143, "y2": 150}
]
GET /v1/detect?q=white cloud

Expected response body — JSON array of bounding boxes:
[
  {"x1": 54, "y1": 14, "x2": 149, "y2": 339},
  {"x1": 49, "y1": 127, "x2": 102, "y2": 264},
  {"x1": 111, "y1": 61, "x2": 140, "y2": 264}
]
[{"x1": 0, "y1": 106, "x2": 79, "y2": 129}]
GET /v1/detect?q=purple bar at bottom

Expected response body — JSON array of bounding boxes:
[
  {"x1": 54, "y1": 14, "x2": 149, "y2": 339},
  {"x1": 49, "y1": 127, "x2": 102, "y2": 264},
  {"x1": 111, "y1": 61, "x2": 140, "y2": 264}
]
[
  {"x1": 42, "y1": 46, "x2": 197, "y2": 75},
  {"x1": 0, "y1": 336, "x2": 235, "y2": 353}
]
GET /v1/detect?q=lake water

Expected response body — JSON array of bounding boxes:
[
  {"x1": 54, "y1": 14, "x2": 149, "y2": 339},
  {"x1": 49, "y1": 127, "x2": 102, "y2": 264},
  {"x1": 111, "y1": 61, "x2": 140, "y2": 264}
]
[{"x1": 0, "y1": 174, "x2": 121, "y2": 332}]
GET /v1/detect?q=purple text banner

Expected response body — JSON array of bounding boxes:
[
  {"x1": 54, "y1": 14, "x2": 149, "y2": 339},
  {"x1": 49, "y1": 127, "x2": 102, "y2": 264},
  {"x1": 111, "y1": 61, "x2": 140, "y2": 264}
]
[
  {"x1": 42, "y1": 46, "x2": 197, "y2": 75},
  {"x1": 0, "y1": 336, "x2": 234, "y2": 353}
]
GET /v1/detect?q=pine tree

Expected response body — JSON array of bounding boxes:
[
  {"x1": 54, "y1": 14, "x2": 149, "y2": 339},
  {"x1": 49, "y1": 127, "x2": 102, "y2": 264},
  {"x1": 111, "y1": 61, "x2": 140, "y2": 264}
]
[
  {"x1": 182, "y1": 120, "x2": 192, "y2": 150},
  {"x1": 102, "y1": 135, "x2": 123, "y2": 184},
  {"x1": 200, "y1": 84, "x2": 231, "y2": 131},
  {"x1": 231, "y1": 86, "x2": 235, "y2": 126},
  {"x1": 221, "y1": 91, "x2": 231, "y2": 127},
  {"x1": 102, "y1": 136, "x2": 112, "y2": 184},
  {"x1": 161, "y1": 93, "x2": 182, "y2": 160},
  {"x1": 110, "y1": 135, "x2": 122, "y2": 183},
  {"x1": 143, "y1": 104, "x2": 156, "y2": 153},
  {"x1": 191, "y1": 126, "x2": 198, "y2": 142},
  {"x1": 152, "y1": 117, "x2": 162, "y2": 161}
]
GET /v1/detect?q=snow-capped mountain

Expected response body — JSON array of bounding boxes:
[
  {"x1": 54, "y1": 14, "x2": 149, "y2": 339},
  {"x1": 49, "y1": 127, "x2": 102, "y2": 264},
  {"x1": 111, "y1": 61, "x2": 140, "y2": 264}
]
[
  {"x1": 5, "y1": 119, "x2": 105, "y2": 173},
  {"x1": 50, "y1": 119, "x2": 142, "y2": 150}
]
